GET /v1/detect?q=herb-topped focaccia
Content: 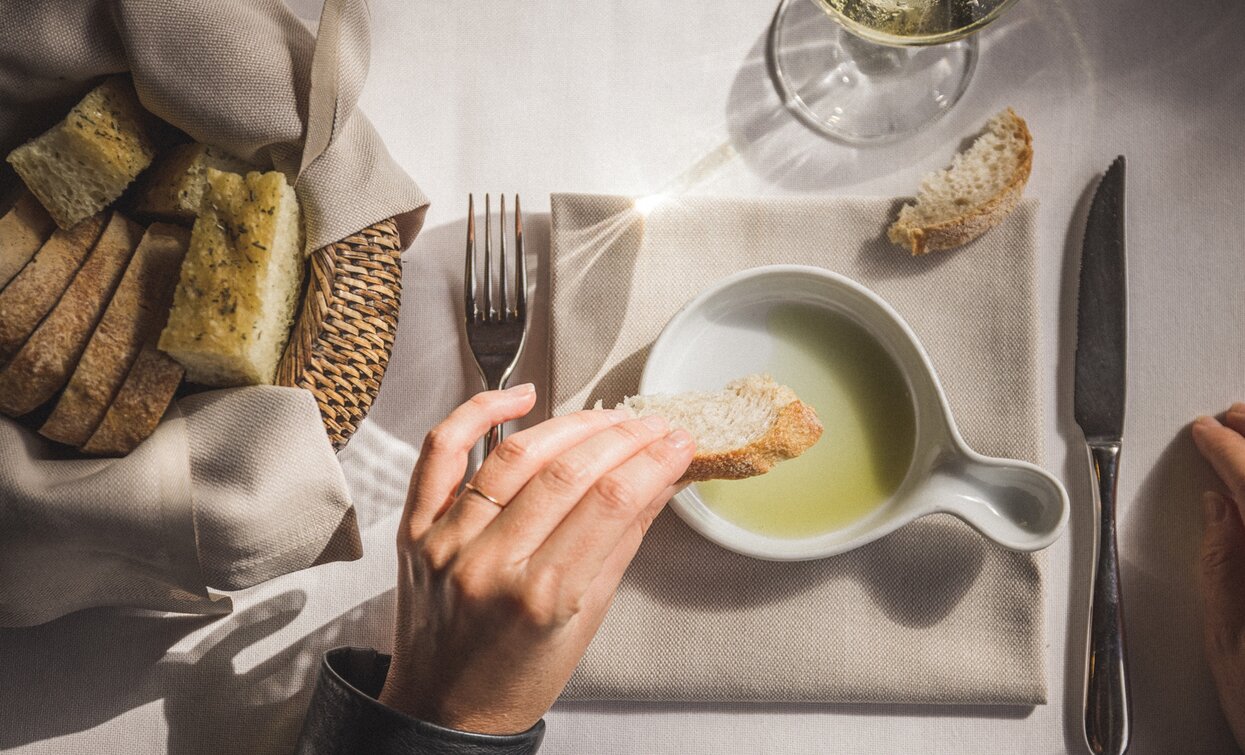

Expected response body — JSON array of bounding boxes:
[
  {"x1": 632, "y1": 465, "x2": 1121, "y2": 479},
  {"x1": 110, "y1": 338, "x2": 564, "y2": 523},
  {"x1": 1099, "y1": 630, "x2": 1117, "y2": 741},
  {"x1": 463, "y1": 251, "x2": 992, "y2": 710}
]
[{"x1": 159, "y1": 169, "x2": 304, "y2": 387}]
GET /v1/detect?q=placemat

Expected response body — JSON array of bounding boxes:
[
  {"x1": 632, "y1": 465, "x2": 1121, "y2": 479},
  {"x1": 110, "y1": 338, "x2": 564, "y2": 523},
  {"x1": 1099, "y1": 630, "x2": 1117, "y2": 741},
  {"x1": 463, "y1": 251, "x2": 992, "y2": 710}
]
[{"x1": 549, "y1": 193, "x2": 1047, "y2": 703}]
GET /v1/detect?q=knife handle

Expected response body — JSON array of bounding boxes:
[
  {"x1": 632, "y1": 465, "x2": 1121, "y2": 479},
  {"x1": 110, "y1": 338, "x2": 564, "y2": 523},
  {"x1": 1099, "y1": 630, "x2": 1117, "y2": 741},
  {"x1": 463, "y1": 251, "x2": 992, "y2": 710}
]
[{"x1": 1084, "y1": 442, "x2": 1131, "y2": 755}]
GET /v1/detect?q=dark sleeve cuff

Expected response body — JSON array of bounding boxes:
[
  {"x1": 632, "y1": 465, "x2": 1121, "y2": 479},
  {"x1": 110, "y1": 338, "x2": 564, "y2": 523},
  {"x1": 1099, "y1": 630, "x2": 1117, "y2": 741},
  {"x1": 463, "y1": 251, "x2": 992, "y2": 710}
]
[{"x1": 295, "y1": 646, "x2": 545, "y2": 755}]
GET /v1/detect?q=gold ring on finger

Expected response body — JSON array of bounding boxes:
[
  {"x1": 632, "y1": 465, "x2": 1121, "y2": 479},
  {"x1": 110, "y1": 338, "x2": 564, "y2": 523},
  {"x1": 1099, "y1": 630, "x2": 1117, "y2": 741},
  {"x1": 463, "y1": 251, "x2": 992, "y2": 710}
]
[{"x1": 462, "y1": 481, "x2": 504, "y2": 508}]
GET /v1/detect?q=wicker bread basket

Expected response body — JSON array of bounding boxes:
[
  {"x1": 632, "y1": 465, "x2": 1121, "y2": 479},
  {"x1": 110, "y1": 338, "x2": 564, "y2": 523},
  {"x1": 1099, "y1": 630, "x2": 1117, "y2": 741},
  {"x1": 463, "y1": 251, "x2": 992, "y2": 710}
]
[{"x1": 276, "y1": 217, "x2": 402, "y2": 450}]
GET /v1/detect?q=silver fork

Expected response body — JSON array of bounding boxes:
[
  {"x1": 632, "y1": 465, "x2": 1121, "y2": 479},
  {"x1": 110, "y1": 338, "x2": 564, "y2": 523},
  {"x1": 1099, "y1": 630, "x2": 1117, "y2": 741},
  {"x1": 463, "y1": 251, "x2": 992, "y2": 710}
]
[{"x1": 464, "y1": 193, "x2": 529, "y2": 455}]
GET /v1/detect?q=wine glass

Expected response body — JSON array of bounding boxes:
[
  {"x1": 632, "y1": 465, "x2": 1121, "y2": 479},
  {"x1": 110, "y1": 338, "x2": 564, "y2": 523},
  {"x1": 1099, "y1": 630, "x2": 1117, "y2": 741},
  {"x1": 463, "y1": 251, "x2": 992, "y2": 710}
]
[{"x1": 768, "y1": 0, "x2": 1021, "y2": 143}]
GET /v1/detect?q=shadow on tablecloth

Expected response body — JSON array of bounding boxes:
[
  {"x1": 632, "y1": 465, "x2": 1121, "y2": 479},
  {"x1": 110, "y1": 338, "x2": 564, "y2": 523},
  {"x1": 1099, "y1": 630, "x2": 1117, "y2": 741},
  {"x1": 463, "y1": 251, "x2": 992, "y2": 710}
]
[{"x1": 0, "y1": 589, "x2": 394, "y2": 754}]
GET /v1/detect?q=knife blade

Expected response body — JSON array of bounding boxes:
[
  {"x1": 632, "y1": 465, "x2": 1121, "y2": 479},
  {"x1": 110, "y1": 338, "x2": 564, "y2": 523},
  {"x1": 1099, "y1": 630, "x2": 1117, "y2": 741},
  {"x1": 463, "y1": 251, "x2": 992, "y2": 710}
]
[
  {"x1": 1075, "y1": 155, "x2": 1131, "y2": 755},
  {"x1": 1075, "y1": 156, "x2": 1127, "y2": 442}
]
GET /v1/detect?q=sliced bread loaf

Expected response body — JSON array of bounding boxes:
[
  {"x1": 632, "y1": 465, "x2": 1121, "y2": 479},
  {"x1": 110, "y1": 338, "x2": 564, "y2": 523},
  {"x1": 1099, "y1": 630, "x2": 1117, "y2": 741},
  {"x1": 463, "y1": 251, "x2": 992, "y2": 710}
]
[
  {"x1": 40, "y1": 223, "x2": 190, "y2": 446},
  {"x1": 132, "y1": 143, "x2": 255, "y2": 223},
  {"x1": 0, "y1": 192, "x2": 56, "y2": 289},
  {"x1": 605, "y1": 374, "x2": 823, "y2": 482},
  {"x1": 158, "y1": 169, "x2": 304, "y2": 386},
  {"x1": 0, "y1": 213, "x2": 143, "y2": 417},
  {"x1": 6, "y1": 77, "x2": 159, "y2": 230},
  {"x1": 0, "y1": 213, "x2": 107, "y2": 363},
  {"x1": 80, "y1": 345, "x2": 184, "y2": 457},
  {"x1": 888, "y1": 107, "x2": 1033, "y2": 255}
]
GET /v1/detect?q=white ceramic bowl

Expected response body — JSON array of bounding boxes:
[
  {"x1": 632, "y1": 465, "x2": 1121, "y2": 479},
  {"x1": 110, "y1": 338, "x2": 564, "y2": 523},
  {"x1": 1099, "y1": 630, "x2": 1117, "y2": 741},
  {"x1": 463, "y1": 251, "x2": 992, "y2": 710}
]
[{"x1": 640, "y1": 265, "x2": 1069, "y2": 561}]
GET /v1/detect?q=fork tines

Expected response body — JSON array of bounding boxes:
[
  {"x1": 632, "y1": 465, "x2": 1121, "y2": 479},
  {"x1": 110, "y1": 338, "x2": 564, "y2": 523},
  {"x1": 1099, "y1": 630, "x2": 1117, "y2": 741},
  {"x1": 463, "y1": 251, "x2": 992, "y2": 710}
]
[{"x1": 465, "y1": 193, "x2": 526, "y2": 324}]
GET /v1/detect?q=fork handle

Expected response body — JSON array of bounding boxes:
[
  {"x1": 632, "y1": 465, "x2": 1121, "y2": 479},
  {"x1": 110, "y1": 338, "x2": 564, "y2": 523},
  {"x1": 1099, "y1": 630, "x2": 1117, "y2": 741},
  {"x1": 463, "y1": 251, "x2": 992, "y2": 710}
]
[
  {"x1": 485, "y1": 423, "x2": 504, "y2": 455},
  {"x1": 484, "y1": 377, "x2": 507, "y2": 456},
  {"x1": 462, "y1": 381, "x2": 510, "y2": 484}
]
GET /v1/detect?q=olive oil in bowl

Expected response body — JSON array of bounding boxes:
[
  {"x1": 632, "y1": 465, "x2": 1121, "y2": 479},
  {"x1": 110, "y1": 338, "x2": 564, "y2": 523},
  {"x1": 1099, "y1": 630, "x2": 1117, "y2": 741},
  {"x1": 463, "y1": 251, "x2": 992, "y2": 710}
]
[{"x1": 697, "y1": 304, "x2": 916, "y2": 539}]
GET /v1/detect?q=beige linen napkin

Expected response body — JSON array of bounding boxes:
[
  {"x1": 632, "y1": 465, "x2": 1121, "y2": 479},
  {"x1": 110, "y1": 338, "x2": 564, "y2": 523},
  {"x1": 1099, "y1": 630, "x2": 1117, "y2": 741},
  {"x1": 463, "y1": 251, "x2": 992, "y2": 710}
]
[
  {"x1": 0, "y1": 0, "x2": 427, "y2": 626},
  {"x1": 0, "y1": 388, "x2": 359, "y2": 628},
  {"x1": 551, "y1": 194, "x2": 1047, "y2": 704},
  {"x1": 0, "y1": 0, "x2": 429, "y2": 249}
]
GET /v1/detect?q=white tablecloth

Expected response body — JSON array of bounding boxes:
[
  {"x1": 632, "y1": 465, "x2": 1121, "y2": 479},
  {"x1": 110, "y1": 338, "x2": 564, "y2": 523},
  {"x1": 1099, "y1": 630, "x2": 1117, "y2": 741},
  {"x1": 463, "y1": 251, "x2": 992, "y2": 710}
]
[{"x1": 3, "y1": 0, "x2": 1243, "y2": 752}]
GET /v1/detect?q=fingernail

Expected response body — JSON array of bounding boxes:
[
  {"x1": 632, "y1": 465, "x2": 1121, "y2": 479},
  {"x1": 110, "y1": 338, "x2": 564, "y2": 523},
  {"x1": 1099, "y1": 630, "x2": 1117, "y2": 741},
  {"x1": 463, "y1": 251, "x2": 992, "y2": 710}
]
[
  {"x1": 505, "y1": 383, "x2": 535, "y2": 396},
  {"x1": 666, "y1": 429, "x2": 693, "y2": 449},
  {"x1": 1230, "y1": 402, "x2": 1245, "y2": 415},
  {"x1": 1195, "y1": 415, "x2": 1221, "y2": 429},
  {"x1": 642, "y1": 414, "x2": 668, "y2": 432},
  {"x1": 1204, "y1": 491, "x2": 1229, "y2": 523}
]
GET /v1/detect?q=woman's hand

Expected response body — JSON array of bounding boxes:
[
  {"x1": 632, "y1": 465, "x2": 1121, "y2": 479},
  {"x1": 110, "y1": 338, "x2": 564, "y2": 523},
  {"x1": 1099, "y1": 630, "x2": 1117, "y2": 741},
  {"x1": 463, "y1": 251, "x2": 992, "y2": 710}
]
[
  {"x1": 1190, "y1": 406, "x2": 1245, "y2": 748},
  {"x1": 378, "y1": 384, "x2": 694, "y2": 735}
]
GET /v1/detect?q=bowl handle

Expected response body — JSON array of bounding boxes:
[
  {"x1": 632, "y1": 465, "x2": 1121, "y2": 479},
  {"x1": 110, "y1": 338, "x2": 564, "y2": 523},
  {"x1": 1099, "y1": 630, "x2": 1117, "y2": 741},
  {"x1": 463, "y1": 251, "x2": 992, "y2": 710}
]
[{"x1": 913, "y1": 457, "x2": 1069, "y2": 551}]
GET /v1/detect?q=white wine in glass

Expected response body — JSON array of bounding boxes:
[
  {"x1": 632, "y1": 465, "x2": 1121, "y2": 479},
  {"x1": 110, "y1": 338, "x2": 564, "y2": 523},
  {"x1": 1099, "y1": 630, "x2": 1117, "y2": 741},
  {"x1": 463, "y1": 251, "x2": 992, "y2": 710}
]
[
  {"x1": 769, "y1": 0, "x2": 1020, "y2": 142},
  {"x1": 816, "y1": 0, "x2": 1014, "y2": 45}
]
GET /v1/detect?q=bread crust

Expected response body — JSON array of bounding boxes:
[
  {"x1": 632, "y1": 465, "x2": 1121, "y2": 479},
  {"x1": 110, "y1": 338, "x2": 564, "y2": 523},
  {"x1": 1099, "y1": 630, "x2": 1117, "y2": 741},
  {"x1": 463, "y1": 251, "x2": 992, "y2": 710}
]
[
  {"x1": 889, "y1": 108, "x2": 1033, "y2": 255},
  {"x1": 80, "y1": 346, "x2": 183, "y2": 456},
  {"x1": 40, "y1": 223, "x2": 189, "y2": 446},
  {"x1": 0, "y1": 192, "x2": 55, "y2": 289},
  {"x1": 0, "y1": 213, "x2": 106, "y2": 363},
  {"x1": 0, "y1": 213, "x2": 142, "y2": 417},
  {"x1": 679, "y1": 399, "x2": 824, "y2": 483}
]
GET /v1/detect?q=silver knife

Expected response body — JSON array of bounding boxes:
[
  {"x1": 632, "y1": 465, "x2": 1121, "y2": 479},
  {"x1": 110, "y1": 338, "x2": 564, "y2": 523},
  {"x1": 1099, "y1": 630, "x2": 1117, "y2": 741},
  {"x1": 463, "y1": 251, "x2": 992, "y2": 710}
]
[{"x1": 1075, "y1": 155, "x2": 1131, "y2": 755}]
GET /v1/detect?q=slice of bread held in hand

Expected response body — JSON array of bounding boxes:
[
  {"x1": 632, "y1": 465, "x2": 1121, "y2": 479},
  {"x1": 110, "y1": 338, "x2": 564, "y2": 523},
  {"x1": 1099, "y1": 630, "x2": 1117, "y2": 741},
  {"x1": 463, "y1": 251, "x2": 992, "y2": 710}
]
[
  {"x1": 132, "y1": 143, "x2": 255, "y2": 223},
  {"x1": 6, "y1": 77, "x2": 160, "y2": 230},
  {"x1": 0, "y1": 213, "x2": 143, "y2": 417},
  {"x1": 0, "y1": 213, "x2": 107, "y2": 363},
  {"x1": 0, "y1": 192, "x2": 56, "y2": 289},
  {"x1": 159, "y1": 169, "x2": 305, "y2": 386},
  {"x1": 888, "y1": 107, "x2": 1033, "y2": 255},
  {"x1": 41, "y1": 223, "x2": 190, "y2": 446},
  {"x1": 80, "y1": 346, "x2": 184, "y2": 457},
  {"x1": 604, "y1": 374, "x2": 823, "y2": 483}
]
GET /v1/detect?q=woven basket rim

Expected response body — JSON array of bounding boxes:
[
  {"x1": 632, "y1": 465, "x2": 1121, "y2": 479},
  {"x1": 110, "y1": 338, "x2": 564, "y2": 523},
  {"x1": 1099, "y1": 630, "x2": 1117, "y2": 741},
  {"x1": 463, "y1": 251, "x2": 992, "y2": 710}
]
[{"x1": 276, "y1": 217, "x2": 402, "y2": 450}]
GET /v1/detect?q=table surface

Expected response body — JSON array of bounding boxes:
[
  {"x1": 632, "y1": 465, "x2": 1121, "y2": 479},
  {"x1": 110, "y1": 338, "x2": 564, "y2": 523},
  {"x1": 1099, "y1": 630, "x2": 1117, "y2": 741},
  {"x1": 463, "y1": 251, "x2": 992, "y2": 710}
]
[{"x1": 4, "y1": 0, "x2": 1244, "y2": 753}]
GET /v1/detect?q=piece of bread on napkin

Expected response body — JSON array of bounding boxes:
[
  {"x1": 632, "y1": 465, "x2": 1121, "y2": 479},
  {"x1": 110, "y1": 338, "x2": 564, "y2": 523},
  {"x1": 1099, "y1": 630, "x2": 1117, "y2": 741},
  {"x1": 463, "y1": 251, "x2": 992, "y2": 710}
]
[
  {"x1": 0, "y1": 213, "x2": 107, "y2": 363},
  {"x1": 159, "y1": 169, "x2": 304, "y2": 386},
  {"x1": 80, "y1": 345, "x2": 184, "y2": 457},
  {"x1": 40, "y1": 223, "x2": 190, "y2": 446},
  {"x1": 604, "y1": 374, "x2": 823, "y2": 483},
  {"x1": 6, "y1": 77, "x2": 160, "y2": 230},
  {"x1": 132, "y1": 143, "x2": 255, "y2": 223},
  {"x1": 0, "y1": 192, "x2": 56, "y2": 289},
  {"x1": 888, "y1": 107, "x2": 1033, "y2": 255},
  {"x1": 0, "y1": 213, "x2": 143, "y2": 417}
]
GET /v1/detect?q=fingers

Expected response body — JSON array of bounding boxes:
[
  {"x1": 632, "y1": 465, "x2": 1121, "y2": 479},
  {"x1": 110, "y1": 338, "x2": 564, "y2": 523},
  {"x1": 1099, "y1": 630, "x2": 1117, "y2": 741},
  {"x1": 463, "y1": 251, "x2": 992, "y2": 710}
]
[
  {"x1": 1193, "y1": 407, "x2": 1245, "y2": 691},
  {"x1": 523, "y1": 430, "x2": 694, "y2": 604},
  {"x1": 1192, "y1": 414, "x2": 1245, "y2": 504},
  {"x1": 469, "y1": 415, "x2": 676, "y2": 557},
  {"x1": 579, "y1": 483, "x2": 685, "y2": 615},
  {"x1": 1199, "y1": 491, "x2": 1245, "y2": 660},
  {"x1": 1222, "y1": 402, "x2": 1245, "y2": 436},
  {"x1": 430, "y1": 408, "x2": 635, "y2": 545},
  {"x1": 403, "y1": 385, "x2": 537, "y2": 536}
]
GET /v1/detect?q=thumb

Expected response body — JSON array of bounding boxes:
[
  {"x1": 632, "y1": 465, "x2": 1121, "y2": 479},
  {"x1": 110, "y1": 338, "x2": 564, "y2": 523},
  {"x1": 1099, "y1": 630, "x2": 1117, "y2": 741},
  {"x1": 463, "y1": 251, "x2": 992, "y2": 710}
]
[{"x1": 1199, "y1": 491, "x2": 1245, "y2": 656}]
